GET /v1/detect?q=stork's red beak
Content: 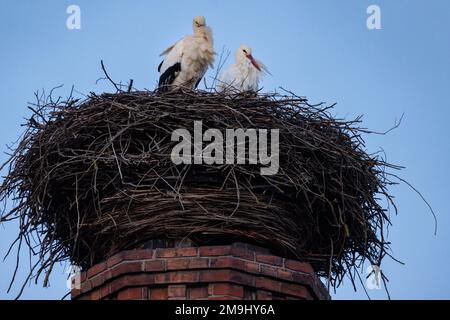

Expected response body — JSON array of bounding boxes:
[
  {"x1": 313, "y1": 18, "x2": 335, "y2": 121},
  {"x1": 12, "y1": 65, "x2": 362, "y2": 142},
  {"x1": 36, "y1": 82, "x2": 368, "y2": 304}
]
[{"x1": 247, "y1": 54, "x2": 261, "y2": 71}]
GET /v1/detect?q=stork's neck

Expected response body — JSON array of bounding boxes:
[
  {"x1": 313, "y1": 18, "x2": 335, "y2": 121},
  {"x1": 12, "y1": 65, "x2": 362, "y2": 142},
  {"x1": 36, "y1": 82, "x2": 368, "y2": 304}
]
[
  {"x1": 195, "y1": 27, "x2": 213, "y2": 43},
  {"x1": 191, "y1": 26, "x2": 215, "y2": 68},
  {"x1": 236, "y1": 57, "x2": 258, "y2": 74}
]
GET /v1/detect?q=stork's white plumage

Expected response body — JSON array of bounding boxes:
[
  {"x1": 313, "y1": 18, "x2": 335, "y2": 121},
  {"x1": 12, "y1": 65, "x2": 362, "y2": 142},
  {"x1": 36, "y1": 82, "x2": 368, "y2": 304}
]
[
  {"x1": 158, "y1": 16, "x2": 214, "y2": 91},
  {"x1": 217, "y1": 45, "x2": 269, "y2": 93}
]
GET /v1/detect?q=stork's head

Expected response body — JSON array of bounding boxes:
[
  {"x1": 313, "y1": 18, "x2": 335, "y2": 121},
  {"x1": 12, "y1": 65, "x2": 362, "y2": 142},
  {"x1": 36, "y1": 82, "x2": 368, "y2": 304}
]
[
  {"x1": 193, "y1": 16, "x2": 206, "y2": 32},
  {"x1": 236, "y1": 45, "x2": 262, "y2": 72}
]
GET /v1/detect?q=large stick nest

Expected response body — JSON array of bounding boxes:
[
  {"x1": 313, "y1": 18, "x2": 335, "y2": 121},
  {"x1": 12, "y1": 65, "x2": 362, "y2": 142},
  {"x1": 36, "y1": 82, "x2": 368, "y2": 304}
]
[{"x1": 0, "y1": 89, "x2": 401, "y2": 291}]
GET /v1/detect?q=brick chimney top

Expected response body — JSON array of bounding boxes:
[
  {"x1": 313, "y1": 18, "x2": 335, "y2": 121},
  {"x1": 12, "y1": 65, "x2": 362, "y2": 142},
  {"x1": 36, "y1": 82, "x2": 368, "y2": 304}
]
[{"x1": 72, "y1": 242, "x2": 330, "y2": 300}]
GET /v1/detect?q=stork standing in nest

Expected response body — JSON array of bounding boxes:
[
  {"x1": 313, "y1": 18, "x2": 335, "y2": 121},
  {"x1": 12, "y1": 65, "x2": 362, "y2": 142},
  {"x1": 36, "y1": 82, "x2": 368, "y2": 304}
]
[
  {"x1": 217, "y1": 45, "x2": 270, "y2": 93},
  {"x1": 158, "y1": 16, "x2": 215, "y2": 92}
]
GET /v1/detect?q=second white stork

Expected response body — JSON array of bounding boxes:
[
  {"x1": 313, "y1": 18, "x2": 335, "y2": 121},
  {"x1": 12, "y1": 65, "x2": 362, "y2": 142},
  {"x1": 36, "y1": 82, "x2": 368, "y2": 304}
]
[
  {"x1": 158, "y1": 16, "x2": 215, "y2": 92},
  {"x1": 216, "y1": 45, "x2": 269, "y2": 93}
]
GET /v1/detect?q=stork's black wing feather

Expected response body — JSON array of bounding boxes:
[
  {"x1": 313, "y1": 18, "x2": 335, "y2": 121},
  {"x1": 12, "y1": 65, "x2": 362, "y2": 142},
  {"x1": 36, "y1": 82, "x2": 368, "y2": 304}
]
[
  {"x1": 157, "y1": 60, "x2": 164, "y2": 73},
  {"x1": 158, "y1": 62, "x2": 181, "y2": 92},
  {"x1": 194, "y1": 68, "x2": 208, "y2": 90},
  {"x1": 194, "y1": 77, "x2": 202, "y2": 89}
]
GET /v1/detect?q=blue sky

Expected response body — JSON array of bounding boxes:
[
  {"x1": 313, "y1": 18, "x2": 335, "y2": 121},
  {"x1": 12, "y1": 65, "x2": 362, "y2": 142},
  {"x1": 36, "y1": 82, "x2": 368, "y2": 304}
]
[{"x1": 0, "y1": 0, "x2": 449, "y2": 299}]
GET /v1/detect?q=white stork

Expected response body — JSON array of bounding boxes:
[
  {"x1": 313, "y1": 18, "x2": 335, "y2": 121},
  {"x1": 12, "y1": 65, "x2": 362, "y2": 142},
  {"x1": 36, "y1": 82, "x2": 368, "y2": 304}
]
[
  {"x1": 158, "y1": 16, "x2": 215, "y2": 92},
  {"x1": 216, "y1": 45, "x2": 269, "y2": 93}
]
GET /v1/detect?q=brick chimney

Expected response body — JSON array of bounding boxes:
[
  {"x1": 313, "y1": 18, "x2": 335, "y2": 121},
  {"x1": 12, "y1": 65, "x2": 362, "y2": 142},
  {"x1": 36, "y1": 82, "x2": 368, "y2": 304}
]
[{"x1": 71, "y1": 242, "x2": 330, "y2": 300}]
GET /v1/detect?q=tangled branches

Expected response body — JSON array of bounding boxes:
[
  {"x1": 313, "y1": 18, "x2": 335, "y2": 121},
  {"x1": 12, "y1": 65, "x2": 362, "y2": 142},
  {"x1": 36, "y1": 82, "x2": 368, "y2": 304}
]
[{"x1": 1, "y1": 89, "x2": 404, "y2": 296}]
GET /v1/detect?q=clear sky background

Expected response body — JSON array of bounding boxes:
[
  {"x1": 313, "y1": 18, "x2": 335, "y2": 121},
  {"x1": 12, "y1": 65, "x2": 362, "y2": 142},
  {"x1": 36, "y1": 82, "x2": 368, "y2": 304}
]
[{"x1": 0, "y1": 0, "x2": 449, "y2": 300}]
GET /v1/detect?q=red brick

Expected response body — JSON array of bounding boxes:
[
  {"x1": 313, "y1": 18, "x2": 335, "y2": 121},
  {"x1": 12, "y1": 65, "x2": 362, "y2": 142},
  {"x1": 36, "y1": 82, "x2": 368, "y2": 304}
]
[
  {"x1": 123, "y1": 249, "x2": 154, "y2": 260},
  {"x1": 87, "y1": 262, "x2": 106, "y2": 279},
  {"x1": 199, "y1": 270, "x2": 231, "y2": 282},
  {"x1": 153, "y1": 270, "x2": 198, "y2": 284},
  {"x1": 144, "y1": 259, "x2": 166, "y2": 272},
  {"x1": 154, "y1": 272, "x2": 170, "y2": 284},
  {"x1": 210, "y1": 257, "x2": 245, "y2": 270},
  {"x1": 245, "y1": 261, "x2": 260, "y2": 273},
  {"x1": 106, "y1": 252, "x2": 124, "y2": 268},
  {"x1": 125, "y1": 273, "x2": 155, "y2": 286},
  {"x1": 208, "y1": 296, "x2": 240, "y2": 300},
  {"x1": 292, "y1": 272, "x2": 313, "y2": 287},
  {"x1": 231, "y1": 258, "x2": 246, "y2": 270},
  {"x1": 71, "y1": 288, "x2": 81, "y2": 298},
  {"x1": 90, "y1": 289, "x2": 102, "y2": 300},
  {"x1": 304, "y1": 277, "x2": 329, "y2": 300},
  {"x1": 313, "y1": 279, "x2": 331, "y2": 300},
  {"x1": 77, "y1": 293, "x2": 92, "y2": 300},
  {"x1": 199, "y1": 246, "x2": 231, "y2": 257},
  {"x1": 209, "y1": 257, "x2": 232, "y2": 268},
  {"x1": 155, "y1": 247, "x2": 197, "y2": 258},
  {"x1": 166, "y1": 258, "x2": 209, "y2": 270},
  {"x1": 110, "y1": 261, "x2": 143, "y2": 277},
  {"x1": 100, "y1": 284, "x2": 111, "y2": 298},
  {"x1": 256, "y1": 290, "x2": 272, "y2": 300},
  {"x1": 149, "y1": 288, "x2": 168, "y2": 300},
  {"x1": 169, "y1": 270, "x2": 198, "y2": 283},
  {"x1": 209, "y1": 283, "x2": 244, "y2": 298},
  {"x1": 90, "y1": 273, "x2": 106, "y2": 288},
  {"x1": 284, "y1": 260, "x2": 314, "y2": 274},
  {"x1": 280, "y1": 283, "x2": 311, "y2": 299},
  {"x1": 168, "y1": 285, "x2": 186, "y2": 298},
  {"x1": 256, "y1": 254, "x2": 283, "y2": 267},
  {"x1": 101, "y1": 269, "x2": 113, "y2": 282},
  {"x1": 189, "y1": 286, "x2": 208, "y2": 299},
  {"x1": 80, "y1": 280, "x2": 92, "y2": 293},
  {"x1": 229, "y1": 270, "x2": 255, "y2": 286},
  {"x1": 117, "y1": 287, "x2": 143, "y2": 300},
  {"x1": 231, "y1": 247, "x2": 254, "y2": 261},
  {"x1": 109, "y1": 276, "x2": 128, "y2": 293},
  {"x1": 255, "y1": 277, "x2": 281, "y2": 292},
  {"x1": 188, "y1": 258, "x2": 210, "y2": 269},
  {"x1": 260, "y1": 265, "x2": 278, "y2": 277},
  {"x1": 277, "y1": 269, "x2": 294, "y2": 281},
  {"x1": 166, "y1": 258, "x2": 189, "y2": 270}
]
